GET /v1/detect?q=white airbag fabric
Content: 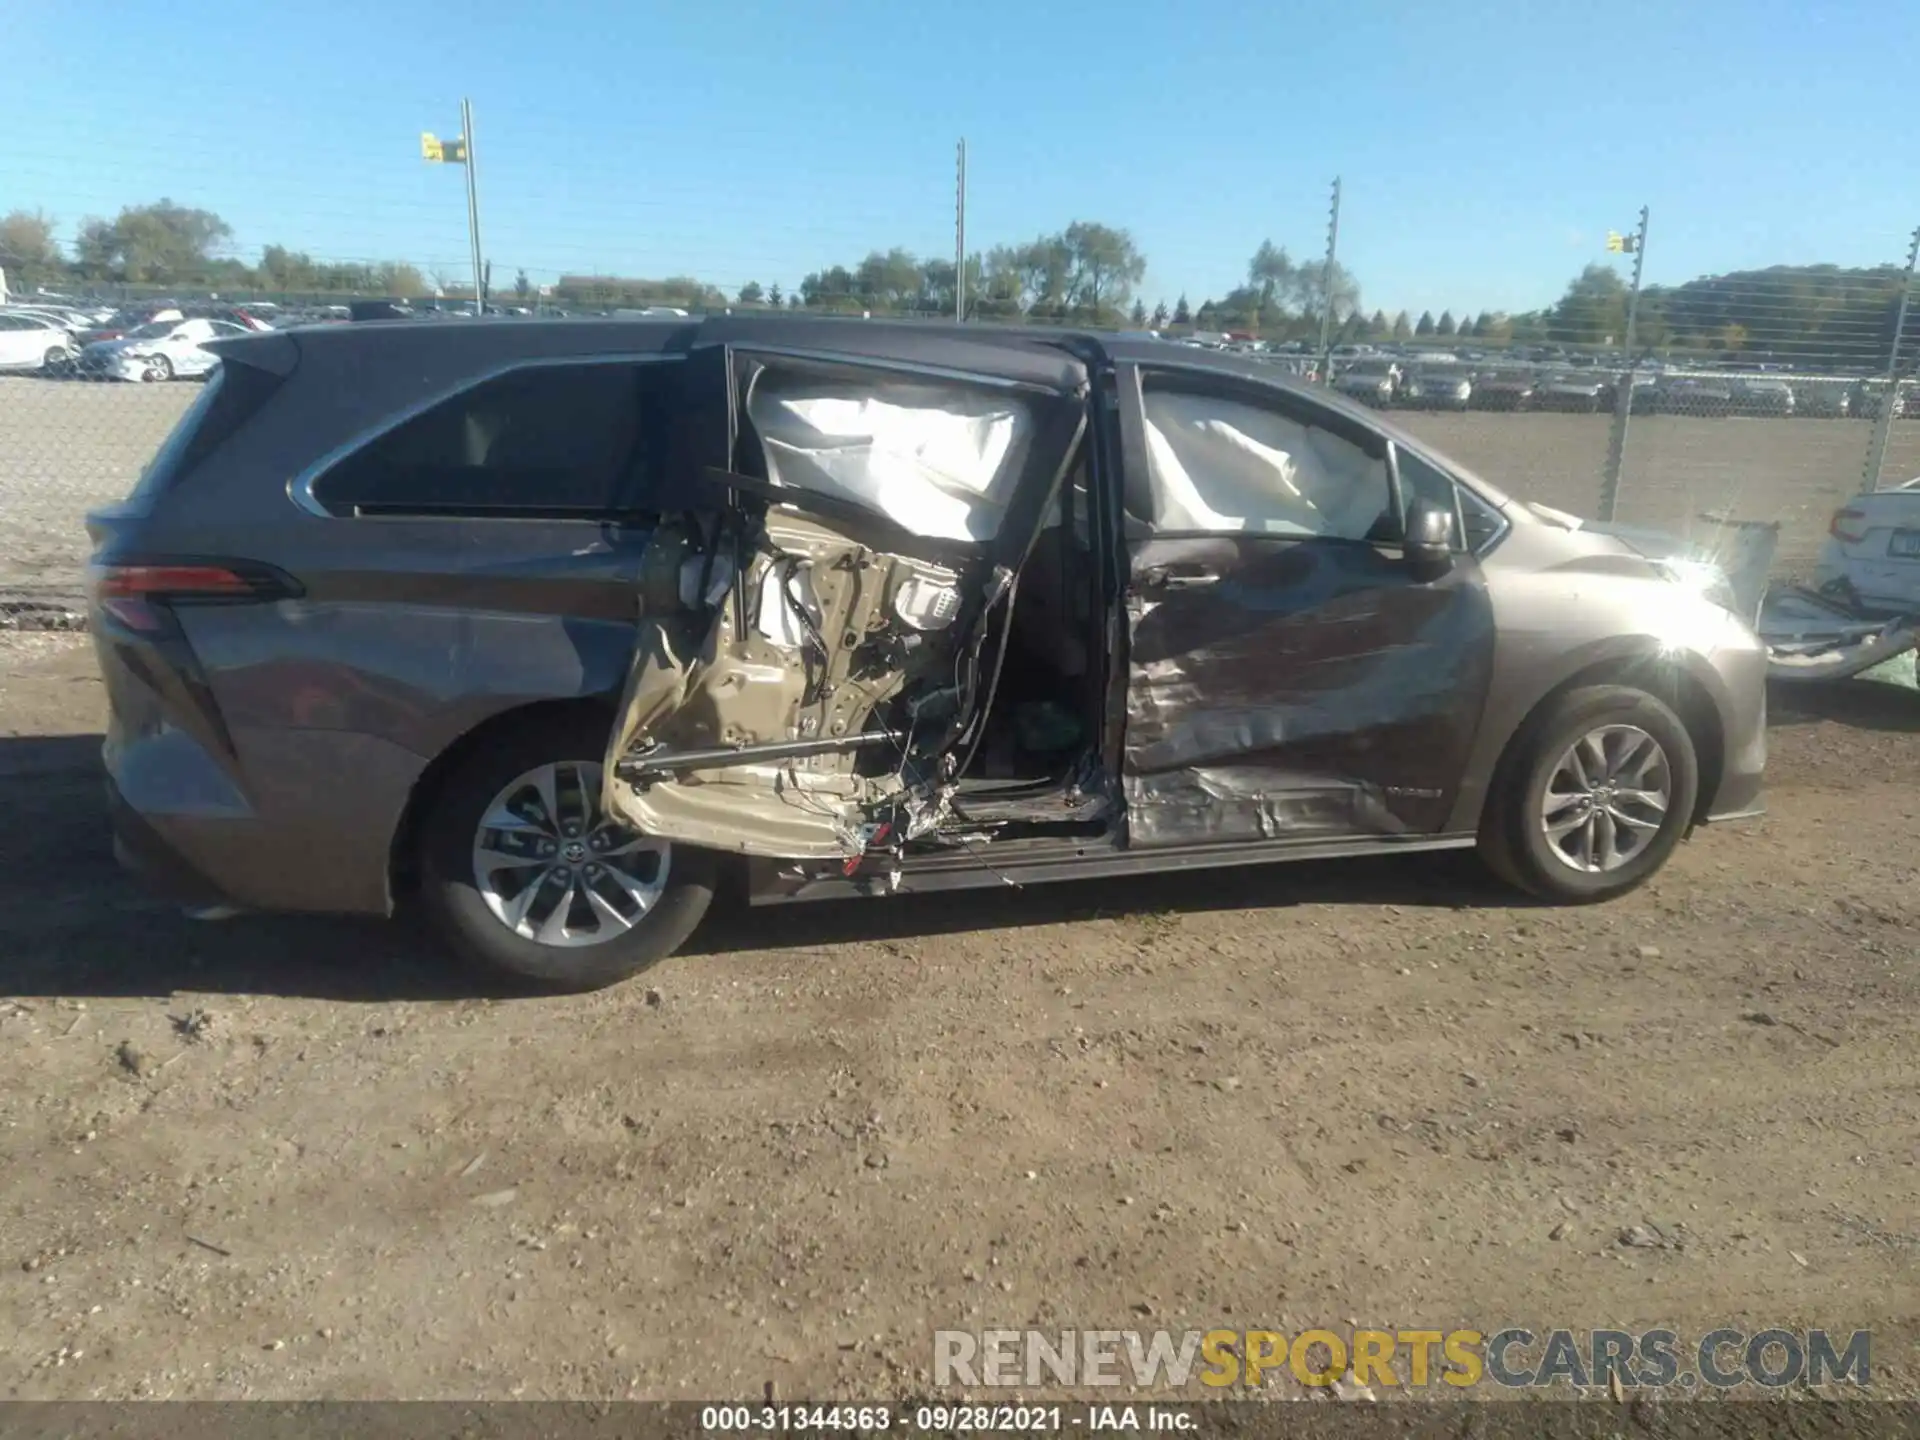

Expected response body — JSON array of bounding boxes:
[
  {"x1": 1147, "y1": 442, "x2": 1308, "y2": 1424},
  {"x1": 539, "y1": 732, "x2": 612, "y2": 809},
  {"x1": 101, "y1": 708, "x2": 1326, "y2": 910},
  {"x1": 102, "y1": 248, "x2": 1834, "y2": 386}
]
[
  {"x1": 1140, "y1": 389, "x2": 1386, "y2": 538},
  {"x1": 748, "y1": 383, "x2": 1033, "y2": 543}
]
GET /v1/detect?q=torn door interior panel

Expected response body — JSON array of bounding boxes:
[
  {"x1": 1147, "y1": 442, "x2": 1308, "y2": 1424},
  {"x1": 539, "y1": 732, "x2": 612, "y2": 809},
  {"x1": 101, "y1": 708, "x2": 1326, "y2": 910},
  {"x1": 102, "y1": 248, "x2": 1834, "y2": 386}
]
[
  {"x1": 1122, "y1": 539, "x2": 1495, "y2": 847},
  {"x1": 604, "y1": 512, "x2": 965, "y2": 859},
  {"x1": 604, "y1": 350, "x2": 1088, "y2": 863}
]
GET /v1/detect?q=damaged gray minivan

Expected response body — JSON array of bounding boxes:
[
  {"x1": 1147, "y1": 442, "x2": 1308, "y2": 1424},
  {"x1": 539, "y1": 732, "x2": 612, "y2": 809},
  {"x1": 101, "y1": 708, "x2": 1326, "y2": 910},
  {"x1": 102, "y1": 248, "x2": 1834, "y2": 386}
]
[{"x1": 88, "y1": 316, "x2": 1767, "y2": 990}]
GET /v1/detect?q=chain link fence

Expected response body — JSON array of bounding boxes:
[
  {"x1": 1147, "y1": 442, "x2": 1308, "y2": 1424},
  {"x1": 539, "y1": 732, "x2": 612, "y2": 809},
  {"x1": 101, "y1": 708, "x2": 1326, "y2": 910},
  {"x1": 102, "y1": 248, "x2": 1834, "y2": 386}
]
[
  {"x1": 0, "y1": 374, "x2": 195, "y2": 629},
  {"x1": 5, "y1": 220, "x2": 1920, "y2": 631}
]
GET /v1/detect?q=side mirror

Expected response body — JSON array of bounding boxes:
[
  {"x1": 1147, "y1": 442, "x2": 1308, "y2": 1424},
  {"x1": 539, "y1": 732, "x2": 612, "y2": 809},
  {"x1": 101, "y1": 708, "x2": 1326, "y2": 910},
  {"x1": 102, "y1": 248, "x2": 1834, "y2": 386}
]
[{"x1": 1404, "y1": 499, "x2": 1455, "y2": 581}]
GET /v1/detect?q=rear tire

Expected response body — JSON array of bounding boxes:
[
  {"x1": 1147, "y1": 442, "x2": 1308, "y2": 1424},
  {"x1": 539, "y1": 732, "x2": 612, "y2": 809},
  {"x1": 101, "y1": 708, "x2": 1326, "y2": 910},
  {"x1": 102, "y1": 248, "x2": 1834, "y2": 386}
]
[
  {"x1": 1478, "y1": 684, "x2": 1698, "y2": 903},
  {"x1": 415, "y1": 711, "x2": 715, "y2": 991}
]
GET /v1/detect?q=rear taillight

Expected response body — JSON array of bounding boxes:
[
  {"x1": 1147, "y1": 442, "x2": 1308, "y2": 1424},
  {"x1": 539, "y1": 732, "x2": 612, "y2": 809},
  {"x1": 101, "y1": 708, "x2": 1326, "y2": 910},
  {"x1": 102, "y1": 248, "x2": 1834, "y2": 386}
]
[
  {"x1": 1829, "y1": 508, "x2": 1869, "y2": 546},
  {"x1": 90, "y1": 560, "x2": 300, "y2": 632}
]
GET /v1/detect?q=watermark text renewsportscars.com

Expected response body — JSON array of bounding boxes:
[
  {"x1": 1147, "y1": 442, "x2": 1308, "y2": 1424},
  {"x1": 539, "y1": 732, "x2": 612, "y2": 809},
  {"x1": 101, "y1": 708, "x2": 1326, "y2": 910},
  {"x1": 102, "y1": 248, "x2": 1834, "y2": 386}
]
[{"x1": 933, "y1": 1327, "x2": 1871, "y2": 1392}]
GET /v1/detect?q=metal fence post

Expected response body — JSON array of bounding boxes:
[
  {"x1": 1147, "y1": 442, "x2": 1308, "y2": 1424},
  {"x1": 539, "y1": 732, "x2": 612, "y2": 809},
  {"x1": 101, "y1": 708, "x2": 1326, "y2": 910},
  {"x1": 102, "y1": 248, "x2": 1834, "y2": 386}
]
[
  {"x1": 1862, "y1": 226, "x2": 1920, "y2": 493},
  {"x1": 955, "y1": 139, "x2": 967, "y2": 323},
  {"x1": 1315, "y1": 178, "x2": 1341, "y2": 384},
  {"x1": 1597, "y1": 205, "x2": 1649, "y2": 522},
  {"x1": 461, "y1": 98, "x2": 485, "y2": 317}
]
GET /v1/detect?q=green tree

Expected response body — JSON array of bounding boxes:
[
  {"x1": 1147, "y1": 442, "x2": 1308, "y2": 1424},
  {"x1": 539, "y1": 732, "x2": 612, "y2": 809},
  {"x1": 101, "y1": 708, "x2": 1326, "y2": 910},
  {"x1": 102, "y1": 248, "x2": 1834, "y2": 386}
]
[
  {"x1": 1436, "y1": 310, "x2": 1457, "y2": 336},
  {"x1": 375, "y1": 263, "x2": 428, "y2": 299},
  {"x1": 787, "y1": 292, "x2": 802, "y2": 309},
  {"x1": 1151, "y1": 300, "x2": 1169, "y2": 328},
  {"x1": 1415, "y1": 310, "x2": 1436, "y2": 336},
  {"x1": 798, "y1": 265, "x2": 859, "y2": 310},
  {"x1": 0, "y1": 210, "x2": 63, "y2": 288},
  {"x1": 1248, "y1": 240, "x2": 1296, "y2": 322},
  {"x1": 1368, "y1": 308, "x2": 1388, "y2": 339},
  {"x1": 73, "y1": 200, "x2": 232, "y2": 283},
  {"x1": 1060, "y1": 220, "x2": 1146, "y2": 319},
  {"x1": 1547, "y1": 264, "x2": 1629, "y2": 345},
  {"x1": 1293, "y1": 258, "x2": 1361, "y2": 332},
  {"x1": 514, "y1": 269, "x2": 531, "y2": 301},
  {"x1": 767, "y1": 282, "x2": 783, "y2": 307},
  {"x1": 1172, "y1": 294, "x2": 1191, "y2": 325},
  {"x1": 1392, "y1": 311, "x2": 1412, "y2": 341},
  {"x1": 1130, "y1": 298, "x2": 1148, "y2": 327},
  {"x1": 737, "y1": 280, "x2": 765, "y2": 305}
]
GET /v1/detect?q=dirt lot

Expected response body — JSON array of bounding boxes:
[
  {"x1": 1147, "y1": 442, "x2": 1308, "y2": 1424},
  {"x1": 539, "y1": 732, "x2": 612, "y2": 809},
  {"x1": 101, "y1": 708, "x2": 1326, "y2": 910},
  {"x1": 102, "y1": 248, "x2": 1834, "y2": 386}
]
[
  {"x1": 1, "y1": 375, "x2": 1911, "y2": 598},
  {"x1": 2, "y1": 629, "x2": 1917, "y2": 1401}
]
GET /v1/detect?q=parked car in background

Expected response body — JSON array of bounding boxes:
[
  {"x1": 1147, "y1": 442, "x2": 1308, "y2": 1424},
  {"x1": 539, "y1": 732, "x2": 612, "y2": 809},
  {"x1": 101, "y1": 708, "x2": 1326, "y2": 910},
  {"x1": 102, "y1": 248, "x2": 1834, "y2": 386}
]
[
  {"x1": 0, "y1": 311, "x2": 79, "y2": 371},
  {"x1": 1468, "y1": 368, "x2": 1536, "y2": 411},
  {"x1": 75, "y1": 316, "x2": 253, "y2": 381},
  {"x1": 1794, "y1": 380, "x2": 1853, "y2": 419},
  {"x1": 1852, "y1": 380, "x2": 1917, "y2": 420},
  {"x1": 1333, "y1": 357, "x2": 1402, "y2": 407},
  {"x1": 1729, "y1": 377, "x2": 1795, "y2": 417},
  {"x1": 1531, "y1": 371, "x2": 1611, "y2": 412},
  {"x1": 1400, "y1": 364, "x2": 1472, "y2": 411},
  {"x1": 81, "y1": 307, "x2": 185, "y2": 347},
  {"x1": 1653, "y1": 376, "x2": 1736, "y2": 417},
  {"x1": 87, "y1": 316, "x2": 1767, "y2": 991},
  {"x1": 4, "y1": 303, "x2": 92, "y2": 333},
  {"x1": 349, "y1": 299, "x2": 419, "y2": 322}
]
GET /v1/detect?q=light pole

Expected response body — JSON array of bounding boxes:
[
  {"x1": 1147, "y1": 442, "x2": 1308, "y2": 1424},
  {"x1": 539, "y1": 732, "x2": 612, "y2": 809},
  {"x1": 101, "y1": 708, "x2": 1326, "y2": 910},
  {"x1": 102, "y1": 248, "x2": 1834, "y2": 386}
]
[
  {"x1": 1598, "y1": 205, "x2": 1650, "y2": 522},
  {"x1": 422, "y1": 103, "x2": 485, "y2": 315},
  {"x1": 461, "y1": 99, "x2": 484, "y2": 315}
]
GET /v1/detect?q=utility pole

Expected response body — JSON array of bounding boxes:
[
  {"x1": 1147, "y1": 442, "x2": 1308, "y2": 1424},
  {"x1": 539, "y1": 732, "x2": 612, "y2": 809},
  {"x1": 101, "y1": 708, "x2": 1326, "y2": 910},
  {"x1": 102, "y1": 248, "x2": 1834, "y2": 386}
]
[
  {"x1": 1598, "y1": 205, "x2": 1651, "y2": 522},
  {"x1": 462, "y1": 98, "x2": 485, "y2": 316},
  {"x1": 955, "y1": 139, "x2": 968, "y2": 323},
  {"x1": 1865, "y1": 225, "x2": 1920, "y2": 493},
  {"x1": 1315, "y1": 178, "x2": 1342, "y2": 382}
]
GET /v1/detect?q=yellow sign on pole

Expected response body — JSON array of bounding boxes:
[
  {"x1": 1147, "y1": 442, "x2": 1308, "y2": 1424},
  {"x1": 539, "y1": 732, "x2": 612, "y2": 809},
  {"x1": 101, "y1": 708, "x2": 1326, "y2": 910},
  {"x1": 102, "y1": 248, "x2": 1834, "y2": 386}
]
[
  {"x1": 1605, "y1": 231, "x2": 1637, "y2": 254},
  {"x1": 421, "y1": 132, "x2": 467, "y2": 164},
  {"x1": 421, "y1": 132, "x2": 444, "y2": 162}
]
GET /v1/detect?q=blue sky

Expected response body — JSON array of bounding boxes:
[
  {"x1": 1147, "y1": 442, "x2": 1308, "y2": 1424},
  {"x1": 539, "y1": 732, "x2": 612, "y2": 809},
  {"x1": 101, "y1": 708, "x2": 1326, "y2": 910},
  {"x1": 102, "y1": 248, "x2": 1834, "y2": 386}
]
[{"x1": 7, "y1": 0, "x2": 1919, "y2": 317}]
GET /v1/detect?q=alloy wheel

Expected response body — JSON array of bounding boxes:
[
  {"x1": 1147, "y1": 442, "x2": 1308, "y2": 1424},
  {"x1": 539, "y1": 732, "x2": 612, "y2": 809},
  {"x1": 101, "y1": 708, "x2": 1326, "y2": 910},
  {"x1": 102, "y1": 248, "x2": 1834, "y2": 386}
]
[
  {"x1": 1539, "y1": 724, "x2": 1672, "y2": 874},
  {"x1": 470, "y1": 760, "x2": 670, "y2": 947}
]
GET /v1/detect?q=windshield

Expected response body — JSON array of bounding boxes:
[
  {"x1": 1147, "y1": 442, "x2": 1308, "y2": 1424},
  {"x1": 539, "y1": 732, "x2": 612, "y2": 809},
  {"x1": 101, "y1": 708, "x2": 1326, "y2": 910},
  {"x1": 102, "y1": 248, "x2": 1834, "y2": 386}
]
[
  {"x1": 126, "y1": 321, "x2": 177, "y2": 341},
  {"x1": 1346, "y1": 360, "x2": 1396, "y2": 376}
]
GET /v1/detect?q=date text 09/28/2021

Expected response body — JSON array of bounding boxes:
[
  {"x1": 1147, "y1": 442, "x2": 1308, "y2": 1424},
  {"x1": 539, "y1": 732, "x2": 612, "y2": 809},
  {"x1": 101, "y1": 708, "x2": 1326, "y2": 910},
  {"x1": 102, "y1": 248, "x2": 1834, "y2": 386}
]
[{"x1": 700, "y1": 1405, "x2": 1184, "y2": 1432}]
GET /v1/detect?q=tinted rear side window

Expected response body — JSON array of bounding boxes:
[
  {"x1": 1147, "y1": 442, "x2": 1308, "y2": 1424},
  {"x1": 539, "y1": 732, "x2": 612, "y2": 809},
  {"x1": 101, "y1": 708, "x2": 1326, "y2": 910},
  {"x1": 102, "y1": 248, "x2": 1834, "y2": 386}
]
[
  {"x1": 125, "y1": 361, "x2": 286, "y2": 510},
  {"x1": 311, "y1": 362, "x2": 668, "y2": 517}
]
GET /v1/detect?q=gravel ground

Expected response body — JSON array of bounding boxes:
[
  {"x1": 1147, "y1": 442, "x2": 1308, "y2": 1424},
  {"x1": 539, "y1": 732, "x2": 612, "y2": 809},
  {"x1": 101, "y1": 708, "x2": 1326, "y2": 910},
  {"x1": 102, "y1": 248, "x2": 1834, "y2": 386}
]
[
  {"x1": 0, "y1": 376, "x2": 1911, "y2": 599},
  {"x1": 1, "y1": 632, "x2": 1917, "y2": 1400}
]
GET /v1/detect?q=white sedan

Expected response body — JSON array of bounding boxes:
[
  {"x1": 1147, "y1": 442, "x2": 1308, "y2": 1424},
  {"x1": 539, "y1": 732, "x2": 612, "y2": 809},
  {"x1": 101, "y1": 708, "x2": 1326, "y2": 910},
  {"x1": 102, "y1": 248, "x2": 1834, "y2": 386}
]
[
  {"x1": 0, "y1": 311, "x2": 80, "y2": 371},
  {"x1": 77, "y1": 317, "x2": 253, "y2": 382}
]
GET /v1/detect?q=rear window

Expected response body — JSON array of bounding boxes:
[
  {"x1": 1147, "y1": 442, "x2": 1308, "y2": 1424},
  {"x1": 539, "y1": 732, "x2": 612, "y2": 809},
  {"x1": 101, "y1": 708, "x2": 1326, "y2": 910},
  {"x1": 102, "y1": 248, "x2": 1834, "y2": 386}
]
[
  {"x1": 310, "y1": 361, "x2": 668, "y2": 517},
  {"x1": 123, "y1": 362, "x2": 285, "y2": 510}
]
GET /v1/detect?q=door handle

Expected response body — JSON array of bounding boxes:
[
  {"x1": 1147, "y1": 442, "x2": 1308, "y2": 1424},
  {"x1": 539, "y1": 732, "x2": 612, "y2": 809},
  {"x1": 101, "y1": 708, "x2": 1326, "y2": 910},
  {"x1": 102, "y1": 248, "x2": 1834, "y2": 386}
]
[{"x1": 1143, "y1": 564, "x2": 1220, "y2": 589}]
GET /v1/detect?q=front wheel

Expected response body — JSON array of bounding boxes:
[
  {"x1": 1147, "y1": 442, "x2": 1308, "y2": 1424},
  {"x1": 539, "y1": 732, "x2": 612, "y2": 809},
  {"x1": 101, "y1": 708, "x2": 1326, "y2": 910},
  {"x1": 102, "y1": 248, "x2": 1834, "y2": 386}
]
[
  {"x1": 1479, "y1": 684, "x2": 1699, "y2": 903},
  {"x1": 143, "y1": 355, "x2": 174, "y2": 382},
  {"x1": 416, "y1": 712, "x2": 715, "y2": 991}
]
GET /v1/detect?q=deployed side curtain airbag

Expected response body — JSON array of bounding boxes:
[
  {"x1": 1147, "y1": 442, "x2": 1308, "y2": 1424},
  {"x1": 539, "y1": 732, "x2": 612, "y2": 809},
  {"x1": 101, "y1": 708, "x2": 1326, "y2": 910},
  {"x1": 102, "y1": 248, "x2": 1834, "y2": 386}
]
[
  {"x1": 1141, "y1": 389, "x2": 1386, "y2": 538},
  {"x1": 746, "y1": 381, "x2": 1035, "y2": 542}
]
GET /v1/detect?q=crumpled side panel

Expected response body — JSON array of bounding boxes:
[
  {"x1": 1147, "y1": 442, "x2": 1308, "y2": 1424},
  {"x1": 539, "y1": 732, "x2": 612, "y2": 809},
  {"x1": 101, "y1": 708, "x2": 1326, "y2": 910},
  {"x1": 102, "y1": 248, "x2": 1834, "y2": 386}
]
[{"x1": 1121, "y1": 537, "x2": 1495, "y2": 848}]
